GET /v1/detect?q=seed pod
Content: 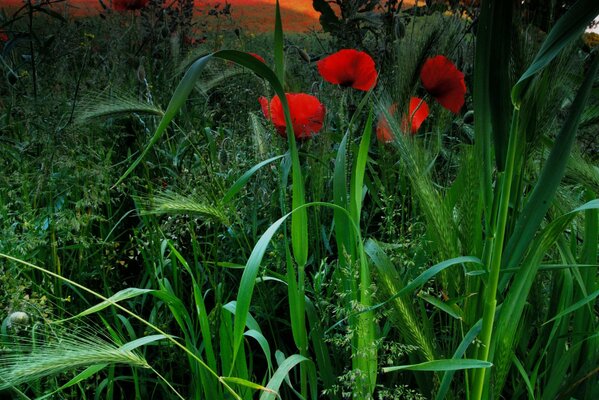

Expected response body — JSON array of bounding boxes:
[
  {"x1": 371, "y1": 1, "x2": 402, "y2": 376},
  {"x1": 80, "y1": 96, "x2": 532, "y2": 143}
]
[
  {"x1": 298, "y1": 48, "x2": 311, "y2": 63},
  {"x1": 8, "y1": 311, "x2": 29, "y2": 326}
]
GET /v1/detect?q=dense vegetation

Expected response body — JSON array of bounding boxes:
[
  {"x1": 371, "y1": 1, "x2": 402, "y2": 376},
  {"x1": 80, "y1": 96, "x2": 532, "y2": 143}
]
[{"x1": 1, "y1": 1, "x2": 598, "y2": 399}]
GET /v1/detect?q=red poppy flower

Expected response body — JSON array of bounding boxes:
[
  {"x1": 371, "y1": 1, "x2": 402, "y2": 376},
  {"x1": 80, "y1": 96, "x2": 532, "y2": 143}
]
[
  {"x1": 317, "y1": 49, "x2": 377, "y2": 91},
  {"x1": 249, "y1": 53, "x2": 266, "y2": 63},
  {"x1": 113, "y1": 0, "x2": 149, "y2": 11},
  {"x1": 420, "y1": 55, "x2": 466, "y2": 114},
  {"x1": 259, "y1": 93, "x2": 326, "y2": 140},
  {"x1": 376, "y1": 97, "x2": 429, "y2": 143},
  {"x1": 0, "y1": 32, "x2": 8, "y2": 42}
]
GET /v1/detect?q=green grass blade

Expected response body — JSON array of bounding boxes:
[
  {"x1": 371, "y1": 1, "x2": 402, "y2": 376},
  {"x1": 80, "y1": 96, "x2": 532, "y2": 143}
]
[
  {"x1": 57, "y1": 288, "x2": 153, "y2": 322},
  {"x1": 383, "y1": 360, "x2": 492, "y2": 373},
  {"x1": 232, "y1": 214, "x2": 289, "y2": 368},
  {"x1": 223, "y1": 155, "x2": 285, "y2": 204},
  {"x1": 365, "y1": 239, "x2": 436, "y2": 362},
  {"x1": 244, "y1": 330, "x2": 274, "y2": 374},
  {"x1": 511, "y1": 354, "x2": 536, "y2": 400},
  {"x1": 350, "y1": 109, "x2": 372, "y2": 223},
  {"x1": 37, "y1": 364, "x2": 108, "y2": 400},
  {"x1": 492, "y1": 199, "x2": 599, "y2": 396},
  {"x1": 542, "y1": 288, "x2": 599, "y2": 326},
  {"x1": 119, "y1": 334, "x2": 169, "y2": 351},
  {"x1": 472, "y1": 0, "x2": 494, "y2": 218},
  {"x1": 113, "y1": 54, "x2": 212, "y2": 187},
  {"x1": 503, "y1": 54, "x2": 599, "y2": 272},
  {"x1": 259, "y1": 353, "x2": 312, "y2": 400},
  {"x1": 418, "y1": 293, "x2": 462, "y2": 320},
  {"x1": 511, "y1": 0, "x2": 599, "y2": 106},
  {"x1": 435, "y1": 319, "x2": 483, "y2": 400},
  {"x1": 221, "y1": 377, "x2": 273, "y2": 393}
]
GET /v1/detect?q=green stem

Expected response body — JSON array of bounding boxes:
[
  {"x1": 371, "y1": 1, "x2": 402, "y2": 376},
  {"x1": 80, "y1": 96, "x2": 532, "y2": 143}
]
[{"x1": 471, "y1": 110, "x2": 520, "y2": 399}]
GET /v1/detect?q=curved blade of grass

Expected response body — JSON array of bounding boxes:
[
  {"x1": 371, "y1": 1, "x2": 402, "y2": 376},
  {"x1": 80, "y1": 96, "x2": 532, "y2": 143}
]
[
  {"x1": 503, "y1": 54, "x2": 599, "y2": 274},
  {"x1": 418, "y1": 293, "x2": 462, "y2": 320},
  {"x1": 511, "y1": 0, "x2": 599, "y2": 107},
  {"x1": 383, "y1": 360, "x2": 492, "y2": 373},
  {"x1": 259, "y1": 354, "x2": 312, "y2": 400},
  {"x1": 37, "y1": 364, "x2": 108, "y2": 400},
  {"x1": 120, "y1": 334, "x2": 169, "y2": 351},
  {"x1": 244, "y1": 330, "x2": 274, "y2": 374},
  {"x1": 435, "y1": 318, "x2": 483, "y2": 400},
  {"x1": 113, "y1": 50, "x2": 291, "y2": 186},
  {"x1": 221, "y1": 377, "x2": 274, "y2": 393},
  {"x1": 231, "y1": 202, "x2": 363, "y2": 373},
  {"x1": 543, "y1": 288, "x2": 599, "y2": 326},
  {"x1": 56, "y1": 288, "x2": 153, "y2": 322},
  {"x1": 365, "y1": 238, "x2": 435, "y2": 361},
  {"x1": 112, "y1": 54, "x2": 212, "y2": 188},
  {"x1": 223, "y1": 154, "x2": 285, "y2": 204},
  {"x1": 328, "y1": 249, "x2": 482, "y2": 332}
]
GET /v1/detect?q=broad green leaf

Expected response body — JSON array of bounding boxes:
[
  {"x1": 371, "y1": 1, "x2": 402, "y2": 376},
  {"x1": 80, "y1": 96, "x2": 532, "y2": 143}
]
[{"x1": 383, "y1": 359, "x2": 492, "y2": 373}]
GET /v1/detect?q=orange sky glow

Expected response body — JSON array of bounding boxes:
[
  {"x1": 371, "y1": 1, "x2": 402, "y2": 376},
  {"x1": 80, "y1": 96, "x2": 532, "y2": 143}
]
[{"x1": 1, "y1": 1, "x2": 422, "y2": 32}]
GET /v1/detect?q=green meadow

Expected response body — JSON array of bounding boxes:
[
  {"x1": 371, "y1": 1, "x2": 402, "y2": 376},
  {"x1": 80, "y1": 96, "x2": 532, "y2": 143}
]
[{"x1": 1, "y1": 1, "x2": 598, "y2": 399}]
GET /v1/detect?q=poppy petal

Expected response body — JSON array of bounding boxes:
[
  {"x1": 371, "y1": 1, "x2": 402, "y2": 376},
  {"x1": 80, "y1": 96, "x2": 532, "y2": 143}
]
[
  {"x1": 420, "y1": 55, "x2": 466, "y2": 114},
  {"x1": 249, "y1": 53, "x2": 266, "y2": 63},
  {"x1": 376, "y1": 104, "x2": 397, "y2": 143},
  {"x1": 377, "y1": 98, "x2": 429, "y2": 143},
  {"x1": 259, "y1": 93, "x2": 325, "y2": 140},
  {"x1": 317, "y1": 49, "x2": 377, "y2": 91},
  {"x1": 402, "y1": 97, "x2": 429, "y2": 134}
]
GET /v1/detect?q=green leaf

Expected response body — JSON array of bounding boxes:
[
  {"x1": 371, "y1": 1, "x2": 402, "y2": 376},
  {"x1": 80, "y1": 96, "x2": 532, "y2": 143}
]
[
  {"x1": 383, "y1": 359, "x2": 492, "y2": 373},
  {"x1": 511, "y1": 0, "x2": 599, "y2": 106}
]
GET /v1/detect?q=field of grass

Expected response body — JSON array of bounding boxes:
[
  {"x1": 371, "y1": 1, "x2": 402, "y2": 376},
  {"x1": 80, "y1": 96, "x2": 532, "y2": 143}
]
[{"x1": 1, "y1": 1, "x2": 598, "y2": 399}]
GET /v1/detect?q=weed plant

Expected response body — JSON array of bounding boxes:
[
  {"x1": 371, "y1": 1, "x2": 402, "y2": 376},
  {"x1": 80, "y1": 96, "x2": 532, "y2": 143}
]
[{"x1": 1, "y1": 1, "x2": 598, "y2": 399}]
